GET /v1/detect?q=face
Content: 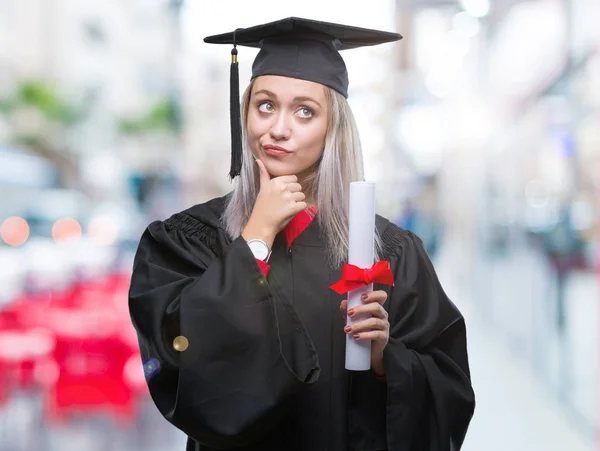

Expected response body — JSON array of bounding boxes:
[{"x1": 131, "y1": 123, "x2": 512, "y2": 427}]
[{"x1": 247, "y1": 75, "x2": 328, "y2": 181}]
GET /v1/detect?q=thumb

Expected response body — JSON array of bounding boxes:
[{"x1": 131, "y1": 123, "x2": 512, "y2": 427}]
[{"x1": 255, "y1": 159, "x2": 271, "y2": 187}]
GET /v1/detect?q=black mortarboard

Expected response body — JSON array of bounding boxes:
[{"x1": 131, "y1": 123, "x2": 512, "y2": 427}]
[{"x1": 204, "y1": 17, "x2": 403, "y2": 179}]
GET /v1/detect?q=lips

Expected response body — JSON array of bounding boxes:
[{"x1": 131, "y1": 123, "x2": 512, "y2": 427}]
[
  {"x1": 263, "y1": 145, "x2": 291, "y2": 153},
  {"x1": 263, "y1": 144, "x2": 291, "y2": 157}
]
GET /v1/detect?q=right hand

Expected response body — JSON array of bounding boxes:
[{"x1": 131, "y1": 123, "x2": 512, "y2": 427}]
[{"x1": 248, "y1": 159, "x2": 307, "y2": 236}]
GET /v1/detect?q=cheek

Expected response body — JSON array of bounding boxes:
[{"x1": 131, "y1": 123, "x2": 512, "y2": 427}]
[
  {"x1": 301, "y1": 120, "x2": 327, "y2": 155},
  {"x1": 247, "y1": 113, "x2": 270, "y2": 142}
]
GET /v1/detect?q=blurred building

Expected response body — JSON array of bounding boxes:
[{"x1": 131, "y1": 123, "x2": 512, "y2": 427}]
[
  {"x1": 394, "y1": 0, "x2": 600, "y2": 441},
  {"x1": 0, "y1": 0, "x2": 184, "y2": 212}
]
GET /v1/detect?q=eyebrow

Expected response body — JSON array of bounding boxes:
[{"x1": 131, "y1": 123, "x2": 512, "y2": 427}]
[{"x1": 253, "y1": 89, "x2": 323, "y2": 108}]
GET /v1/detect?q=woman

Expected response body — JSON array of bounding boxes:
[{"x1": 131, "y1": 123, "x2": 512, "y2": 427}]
[{"x1": 128, "y1": 17, "x2": 475, "y2": 451}]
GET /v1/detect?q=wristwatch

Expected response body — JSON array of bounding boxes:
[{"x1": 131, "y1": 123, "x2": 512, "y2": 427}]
[{"x1": 246, "y1": 239, "x2": 272, "y2": 262}]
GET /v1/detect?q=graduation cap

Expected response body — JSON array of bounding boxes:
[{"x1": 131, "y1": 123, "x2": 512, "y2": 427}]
[{"x1": 204, "y1": 17, "x2": 403, "y2": 179}]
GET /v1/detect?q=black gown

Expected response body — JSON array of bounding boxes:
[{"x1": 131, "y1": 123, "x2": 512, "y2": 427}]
[{"x1": 128, "y1": 194, "x2": 475, "y2": 451}]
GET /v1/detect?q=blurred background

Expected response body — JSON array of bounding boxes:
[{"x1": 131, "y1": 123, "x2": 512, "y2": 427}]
[{"x1": 0, "y1": 0, "x2": 598, "y2": 449}]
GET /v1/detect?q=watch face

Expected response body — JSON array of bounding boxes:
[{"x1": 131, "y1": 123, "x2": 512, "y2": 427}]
[{"x1": 248, "y1": 240, "x2": 268, "y2": 260}]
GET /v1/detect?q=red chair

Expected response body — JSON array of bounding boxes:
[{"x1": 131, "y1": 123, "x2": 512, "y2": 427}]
[
  {"x1": 42, "y1": 307, "x2": 138, "y2": 427},
  {"x1": 1, "y1": 270, "x2": 142, "y2": 426},
  {"x1": 0, "y1": 325, "x2": 55, "y2": 393}
]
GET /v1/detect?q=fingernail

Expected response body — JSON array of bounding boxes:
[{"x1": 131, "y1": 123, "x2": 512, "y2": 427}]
[
  {"x1": 344, "y1": 326, "x2": 351, "y2": 333},
  {"x1": 353, "y1": 334, "x2": 360, "y2": 340},
  {"x1": 361, "y1": 294, "x2": 368, "y2": 301},
  {"x1": 347, "y1": 309, "x2": 355, "y2": 317}
]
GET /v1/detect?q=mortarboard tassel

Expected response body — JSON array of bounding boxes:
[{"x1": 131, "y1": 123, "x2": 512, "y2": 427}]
[{"x1": 229, "y1": 42, "x2": 243, "y2": 180}]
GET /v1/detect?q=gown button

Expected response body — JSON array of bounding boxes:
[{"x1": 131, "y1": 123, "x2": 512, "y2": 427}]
[{"x1": 173, "y1": 336, "x2": 189, "y2": 352}]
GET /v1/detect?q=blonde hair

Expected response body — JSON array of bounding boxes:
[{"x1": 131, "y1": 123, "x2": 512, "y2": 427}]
[{"x1": 222, "y1": 79, "x2": 383, "y2": 268}]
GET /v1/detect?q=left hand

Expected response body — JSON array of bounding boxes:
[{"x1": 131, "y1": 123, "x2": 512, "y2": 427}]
[{"x1": 340, "y1": 290, "x2": 389, "y2": 375}]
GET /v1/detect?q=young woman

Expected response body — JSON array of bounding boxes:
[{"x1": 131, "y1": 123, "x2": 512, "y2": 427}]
[{"x1": 128, "y1": 17, "x2": 475, "y2": 451}]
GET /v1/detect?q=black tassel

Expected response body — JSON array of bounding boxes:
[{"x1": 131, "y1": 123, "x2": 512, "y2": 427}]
[{"x1": 229, "y1": 46, "x2": 243, "y2": 180}]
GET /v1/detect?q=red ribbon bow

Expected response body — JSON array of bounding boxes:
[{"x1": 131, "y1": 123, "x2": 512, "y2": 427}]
[{"x1": 329, "y1": 260, "x2": 395, "y2": 295}]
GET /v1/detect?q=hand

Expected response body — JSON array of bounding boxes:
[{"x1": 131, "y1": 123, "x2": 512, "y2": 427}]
[
  {"x1": 242, "y1": 159, "x2": 307, "y2": 245},
  {"x1": 340, "y1": 290, "x2": 389, "y2": 375}
]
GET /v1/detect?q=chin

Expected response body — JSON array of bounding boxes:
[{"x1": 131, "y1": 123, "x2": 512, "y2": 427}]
[{"x1": 262, "y1": 160, "x2": 297, "y2": 177}]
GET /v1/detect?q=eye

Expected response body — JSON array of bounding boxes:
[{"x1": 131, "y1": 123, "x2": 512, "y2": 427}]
[
  {"x1": 258, "y1": 101, "x2": 274, "y2": 113},
  {"x1": 297, "y1": 107, "x2": 314, "y2": 119}
]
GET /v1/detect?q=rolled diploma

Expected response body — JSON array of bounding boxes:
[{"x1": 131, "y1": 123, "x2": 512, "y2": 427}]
[{"x1": 345, "y1": 181, "x2": 375, "y2": 371}]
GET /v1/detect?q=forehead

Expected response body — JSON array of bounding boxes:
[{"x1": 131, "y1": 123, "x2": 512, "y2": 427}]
[{"x1": 251, "y1": 75, "x2": 326, "y2": 100}]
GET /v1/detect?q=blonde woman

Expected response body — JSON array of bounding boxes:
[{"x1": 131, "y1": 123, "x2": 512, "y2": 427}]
[{"x1": 129, "y1": 17, "x2": 474, "y2": 451}]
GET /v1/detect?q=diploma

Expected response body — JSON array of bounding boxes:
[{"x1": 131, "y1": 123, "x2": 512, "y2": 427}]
[{"x1": 345, "y1": 181, "x2": 375, "y2": 371}]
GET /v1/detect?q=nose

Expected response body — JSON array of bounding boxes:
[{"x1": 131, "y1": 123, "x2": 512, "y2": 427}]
[{"x1": 269, "y1": 112, "x2": 291, "y2": 141}]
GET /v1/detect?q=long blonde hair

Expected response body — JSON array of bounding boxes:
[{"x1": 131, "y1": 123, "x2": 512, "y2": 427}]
[{"x1": 222, "y1": 79, "x2": 383, "y2": 268}]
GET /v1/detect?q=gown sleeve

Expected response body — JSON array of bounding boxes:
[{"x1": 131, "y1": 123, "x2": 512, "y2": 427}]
[
  {"x1": 128, "y1": 212, "x2": 320, "y2": 449},
  {"x1": 382, "y1": 227, "x2": 475, "y2": 451}
]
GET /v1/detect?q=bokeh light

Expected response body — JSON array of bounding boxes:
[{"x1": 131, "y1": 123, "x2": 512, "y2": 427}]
[
  {"x1": 87, "y1": 215, "x2": 119, "y2": 246},
  {"x1": 52, "y1": 218, "x2": 83, "y2": 243},
  {"x1": 0, "y1": 216, "x2": 30, "y2": 246},
  {"x1": 143, "y1": 358, "x2": 161, "y2": 379}
]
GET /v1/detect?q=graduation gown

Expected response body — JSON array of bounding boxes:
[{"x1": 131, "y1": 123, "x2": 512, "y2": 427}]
[{"x1": 128, "y1": 194, "x2": 475, "y2": 451}]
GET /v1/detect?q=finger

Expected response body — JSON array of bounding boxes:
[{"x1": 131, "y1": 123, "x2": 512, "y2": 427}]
[
  {"x1": 350, "y1": 303, "x2": 387, "y2": 319},
  {"x1": 290, "y1": 191, "x2": 306, "y2": 202},
  {"x1": 352, "y1": 330, "x2": 388, "y2": 341},
  {"x1": 361, "y1": 290, "x2": 388, "y2": 305},
  {"x1": 285, "y1": 182, "x2": 303, "y2": 193},
  {"x1": 340, "y1": 299, "x2": 348, "y2": 323},
  {"x1": 256, "y1": 159, "x2": 271, "y2": 188},
  {"x1": 345, "y1": 317, "x2": 388, "y2": 334},
  {"x1": 293, "y1": 201, "x2": 308, "y2": 213}
]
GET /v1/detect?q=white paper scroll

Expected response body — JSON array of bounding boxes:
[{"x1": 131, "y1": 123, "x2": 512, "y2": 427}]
[{"x1": 345, "y1": 181, "x2": 375, "y2": 371}]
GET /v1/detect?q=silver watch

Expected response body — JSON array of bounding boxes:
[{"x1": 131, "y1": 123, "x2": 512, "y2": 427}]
[{"x1": 246, "y1": 239, "x2": 272, "y2": 262}]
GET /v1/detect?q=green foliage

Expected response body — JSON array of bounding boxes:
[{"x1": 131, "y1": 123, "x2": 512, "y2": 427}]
[
  {"x1": 14, "y1": 134, "x2": 44, "y2": 149},
  {"x1": 118, "y1": 96, "x2": 180, "y2": 135},
  {"x1": 0, "y1": 80, "x2": 88, "y2": 126},
  {"x1": 0, "y1": 98, "x2": 10, "y2": 114}
]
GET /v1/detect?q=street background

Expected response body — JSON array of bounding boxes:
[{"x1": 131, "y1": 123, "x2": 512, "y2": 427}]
[{"x1": 0, "y1": 0, "x2": 599, "y2": 449}]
